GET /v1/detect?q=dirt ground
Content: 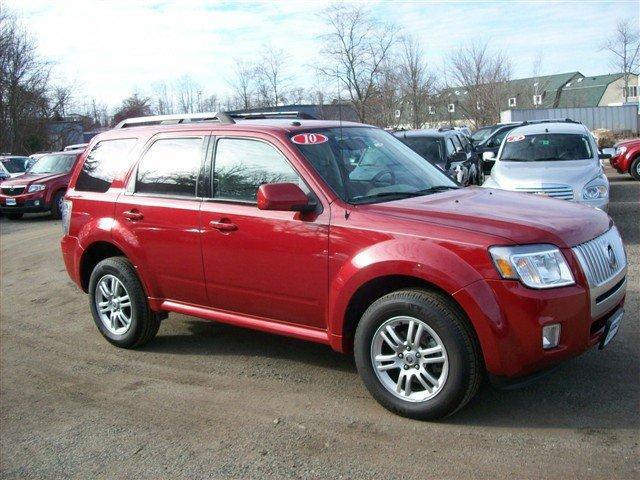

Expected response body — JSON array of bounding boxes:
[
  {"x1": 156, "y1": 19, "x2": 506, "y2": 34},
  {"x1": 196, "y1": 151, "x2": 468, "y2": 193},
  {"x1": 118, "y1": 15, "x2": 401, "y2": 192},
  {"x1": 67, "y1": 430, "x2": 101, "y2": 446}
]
[{"x1": 1, "y1": 167, "x2": 638, "y2": 480}]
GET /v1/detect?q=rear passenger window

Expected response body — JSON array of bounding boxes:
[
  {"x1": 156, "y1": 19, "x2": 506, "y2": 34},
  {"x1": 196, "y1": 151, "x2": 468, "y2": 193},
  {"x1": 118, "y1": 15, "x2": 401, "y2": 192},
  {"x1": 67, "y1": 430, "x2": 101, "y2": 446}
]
[
  {"x1": 75, "y1": 139, "x2": 137, "y2": 192},
  {"x1": 213, "y1": 138, "x2": 300, "y2": 202},
  {"x1": 135, "y1": 137, "x2": 203, "y2": 197}
]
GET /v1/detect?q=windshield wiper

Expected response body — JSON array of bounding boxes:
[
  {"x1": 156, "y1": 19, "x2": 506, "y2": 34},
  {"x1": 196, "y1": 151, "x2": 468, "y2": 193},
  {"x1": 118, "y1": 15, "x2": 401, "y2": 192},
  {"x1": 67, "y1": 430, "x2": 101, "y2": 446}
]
[{"x1": 351, "y1": 185, "x2": 458, "y2": 204}]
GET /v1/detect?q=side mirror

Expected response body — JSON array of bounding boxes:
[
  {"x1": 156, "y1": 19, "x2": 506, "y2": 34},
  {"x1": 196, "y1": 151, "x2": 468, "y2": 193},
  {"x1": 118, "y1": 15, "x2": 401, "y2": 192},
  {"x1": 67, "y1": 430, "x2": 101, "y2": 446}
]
[
  {"x1": 257, "y1": 183, "x2": 314, "y2": 212},
  {"x1": 450, "y1": 151, "x2": 467, "y2": 163},
  {"x1": 482, "y1": 151, "x2": 496, "y2": 161},
  {"x1": 598, "y1": 153, "x2": 612, "y2": 160}
]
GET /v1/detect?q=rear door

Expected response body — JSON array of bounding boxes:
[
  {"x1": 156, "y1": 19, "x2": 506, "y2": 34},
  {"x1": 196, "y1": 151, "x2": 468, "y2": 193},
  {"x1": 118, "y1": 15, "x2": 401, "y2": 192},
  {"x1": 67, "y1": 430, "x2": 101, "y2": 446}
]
[
  {"x1": 199, "y1": 134, "x2": 329, "y2": 329},
  {"x1": 114, "y1": 131, "x2": 209, "y2": 306}
]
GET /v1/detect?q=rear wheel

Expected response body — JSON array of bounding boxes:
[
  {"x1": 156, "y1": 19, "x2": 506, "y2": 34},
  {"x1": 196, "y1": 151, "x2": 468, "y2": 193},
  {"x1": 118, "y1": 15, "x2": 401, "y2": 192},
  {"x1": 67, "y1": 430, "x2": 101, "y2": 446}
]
[
  {"x1": 88, "y1": 256, "x2": 161, "y2": 348},
  {"x1": 50, "y1": 190, "x2": 65, "y2": 219},
  {"x1": 630, "y1": 157, "x2": 640, "y2": 181},
  {"x1": 6, "y1": 213, "x2": 23, "y2": 220},
  {"x1": 354, "y1": 289, "x2": 482, "y2": 420}
]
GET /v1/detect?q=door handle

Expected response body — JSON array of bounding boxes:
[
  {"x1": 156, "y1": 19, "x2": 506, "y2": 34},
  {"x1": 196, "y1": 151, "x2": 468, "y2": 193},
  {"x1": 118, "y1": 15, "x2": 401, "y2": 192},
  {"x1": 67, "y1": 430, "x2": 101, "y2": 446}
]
[
  {"x1": 209, "y1": 220, "x2": 238, "y2": 232},
  {"x1": 123, "y1": 210, "x2": 144, "y2": 221}
]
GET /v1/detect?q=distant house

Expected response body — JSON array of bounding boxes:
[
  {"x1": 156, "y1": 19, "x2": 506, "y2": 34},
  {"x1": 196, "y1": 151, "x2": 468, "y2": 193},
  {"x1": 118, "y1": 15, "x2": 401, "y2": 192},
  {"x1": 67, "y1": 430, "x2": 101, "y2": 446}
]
[
  {"x1": 557, "y1": 73, "x2": 639, "y2": 107},
  {"x1": 46, "y1": 120, "x2": 83, "y2": 150},
  {"x1": 227, "y1": 104, "x2": 359, "y2": 122},
  {"x1": 505, "y1": 72, "x2": 583, "y2": 109}
]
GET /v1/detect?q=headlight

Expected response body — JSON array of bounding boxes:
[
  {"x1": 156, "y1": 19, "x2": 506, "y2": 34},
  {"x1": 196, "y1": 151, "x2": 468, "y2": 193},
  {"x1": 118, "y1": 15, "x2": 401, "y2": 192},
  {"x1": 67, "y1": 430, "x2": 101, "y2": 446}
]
[
  {"x1": 615, "y1": 145, "x2": 627, "y2": 156},
  {"x1": 489, "y1": 244, "x2": 575, "y2": 289},
  {"x1": 582, "y1": 177, "x2": 608, "y2": 200},
  {"x1": 27, "y1": 184, "x2": 46, "y2": 193}
]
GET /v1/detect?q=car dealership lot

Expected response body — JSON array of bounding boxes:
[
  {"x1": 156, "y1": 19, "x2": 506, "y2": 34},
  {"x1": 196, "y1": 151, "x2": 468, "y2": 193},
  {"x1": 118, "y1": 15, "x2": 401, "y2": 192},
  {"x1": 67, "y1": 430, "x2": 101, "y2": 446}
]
[{"x1": 1, "y1": 168, "x2": 638, "y2": 479}]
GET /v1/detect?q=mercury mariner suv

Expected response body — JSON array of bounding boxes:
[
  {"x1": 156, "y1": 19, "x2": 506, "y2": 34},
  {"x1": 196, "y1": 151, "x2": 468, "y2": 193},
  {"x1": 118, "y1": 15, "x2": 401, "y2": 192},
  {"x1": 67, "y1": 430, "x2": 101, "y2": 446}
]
[{"x1": 60, "y1": 112, "x2": 627, "y2": 420}]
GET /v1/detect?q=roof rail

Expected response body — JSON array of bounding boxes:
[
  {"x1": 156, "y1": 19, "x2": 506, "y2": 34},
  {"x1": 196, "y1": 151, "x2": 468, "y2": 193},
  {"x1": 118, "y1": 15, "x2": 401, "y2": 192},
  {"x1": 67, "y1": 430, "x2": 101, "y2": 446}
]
[
  {"x1": 522, "y1": 118, "x2": 580, "y2": 125},
  {"x1": 115, "y1": 111, "x2": 235, "y2": 129},
  {"x1": 229, "y1": 111, "x2": 316, "y2": 120}
]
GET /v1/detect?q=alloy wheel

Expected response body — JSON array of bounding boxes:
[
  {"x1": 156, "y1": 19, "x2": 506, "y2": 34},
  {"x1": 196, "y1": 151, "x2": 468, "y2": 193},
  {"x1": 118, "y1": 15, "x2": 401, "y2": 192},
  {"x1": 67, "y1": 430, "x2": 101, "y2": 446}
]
[
  {"x1": 95, "y1": 274, "x2": 132, "y2": 335},
  {"x1": 370, "y1": 316, "x2": 449, "y2": 402}
]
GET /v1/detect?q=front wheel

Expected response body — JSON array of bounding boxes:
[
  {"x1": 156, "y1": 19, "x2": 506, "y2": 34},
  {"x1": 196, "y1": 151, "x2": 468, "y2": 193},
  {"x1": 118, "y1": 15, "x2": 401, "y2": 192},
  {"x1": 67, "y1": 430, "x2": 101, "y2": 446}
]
[
  {"x1": 354, "y1": 289, "x2": 482, "y2": 420},
  {"x1": 50, "y1": 190, "x2": 65, "y2": 219},
  {"x1": 630, "y1": 157, "x2": 640, "y2": 181}
]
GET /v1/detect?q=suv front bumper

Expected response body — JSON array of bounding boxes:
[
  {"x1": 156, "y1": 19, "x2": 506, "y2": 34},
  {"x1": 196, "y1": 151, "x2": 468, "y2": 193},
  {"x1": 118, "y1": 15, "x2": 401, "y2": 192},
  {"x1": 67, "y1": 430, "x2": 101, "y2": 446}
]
[{"x1": 0, "y1": 192, "x2": 50, "y2": 213}]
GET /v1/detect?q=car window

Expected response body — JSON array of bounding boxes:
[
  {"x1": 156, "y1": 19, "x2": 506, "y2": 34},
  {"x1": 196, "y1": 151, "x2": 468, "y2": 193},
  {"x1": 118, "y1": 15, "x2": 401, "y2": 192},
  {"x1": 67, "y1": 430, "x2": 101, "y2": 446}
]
[
  {"x1": 28, "y1": 154, "x2": 76, "y2": 174},
  {"x1": 213, "y1": 138, "x2": 301, "y2": 202},
  {"x1": 445, "y1": 138, "x2": 456, "y2": 157},
  {"x1": 135, "y1": 137, "x2": 203, "y2": 197},
  {"x1": 399, "y1": 137, "x2": 443, "y2": 163},
  {"x1": 291, "y1": 127, "x2": 456, "y2": 204},
  {"x1": 490, "y1": 128, "x2": 514, "y2": 147},
  {"x1": 76, "y1": 139, "x2": 138, "y2": 192},
  {"x1": 471, "y1": 126, "x2": 492, "y2": 143},
  {"x1": 500, "y1": 133, "x2": 593, "y2": 162},
  {"x1": 451, "y1": 135, "x2": 464, "y2": 153},
  {"x1": 458, "y1": 135, "x2": 471, "y2": 152}
]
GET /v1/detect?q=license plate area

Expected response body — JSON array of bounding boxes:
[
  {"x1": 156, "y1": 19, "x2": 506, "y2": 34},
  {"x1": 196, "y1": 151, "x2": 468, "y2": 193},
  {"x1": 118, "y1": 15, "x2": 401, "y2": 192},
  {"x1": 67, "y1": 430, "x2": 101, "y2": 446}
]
[
  {"x1": 5, "y1": 198, "x2": 16, "y2": 206},
  {"x1": 599, "y1": 308, "x2": 623, "y2": 349}
]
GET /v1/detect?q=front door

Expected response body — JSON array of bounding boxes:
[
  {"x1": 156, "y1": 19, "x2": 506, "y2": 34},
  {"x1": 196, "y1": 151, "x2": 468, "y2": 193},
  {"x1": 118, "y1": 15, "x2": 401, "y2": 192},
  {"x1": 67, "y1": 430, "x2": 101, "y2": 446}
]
[
  {"x1": 200, "y1": 136, "x2": 329, "y2": 329},
  {"x1": 115, "y1": 133, "x2": 209, "y2": 306}
]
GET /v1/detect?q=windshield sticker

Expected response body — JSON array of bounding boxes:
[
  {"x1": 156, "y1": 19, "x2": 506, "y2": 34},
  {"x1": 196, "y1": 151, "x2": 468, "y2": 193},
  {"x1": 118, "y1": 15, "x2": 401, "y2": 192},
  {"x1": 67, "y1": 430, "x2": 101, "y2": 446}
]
[
  {"x1": 291, "y1": 133, "x2": 329, "y2": 145},
  {"x1": 541, "y1": 139, "x2": 550, "y2": 146},
  {"x1": 506, "y1": 135, "x2": 525, "y2": 142}
]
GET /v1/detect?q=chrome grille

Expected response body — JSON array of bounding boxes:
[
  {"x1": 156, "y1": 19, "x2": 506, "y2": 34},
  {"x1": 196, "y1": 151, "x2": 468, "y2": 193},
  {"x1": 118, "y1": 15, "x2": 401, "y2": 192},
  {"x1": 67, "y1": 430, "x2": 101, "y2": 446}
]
[
  {"x1": 572, "y1": 227, "x2": 626, "y2": 287},
  {"x1": 515, "y1": 184, "x2": 574, "y2": 200},
  {"x1": 1, "y1": 186, "x2": 25, "y2": 196}
]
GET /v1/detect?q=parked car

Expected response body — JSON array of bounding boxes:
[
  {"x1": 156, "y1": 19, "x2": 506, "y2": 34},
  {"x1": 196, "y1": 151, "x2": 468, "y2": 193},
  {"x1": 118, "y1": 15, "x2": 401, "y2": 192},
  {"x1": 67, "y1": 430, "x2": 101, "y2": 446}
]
[
  {"x1": 61, "y1": 112, "x2": 626, "y2": 420},
  {"x1": 472, "y1": 123, "x2": 522, "y2": 175},
  {"x1": 482, "y1": 121, "x2": 611, "y2": 210},
  {"x1": 0, "y1": 150, "x2": 82, "y2": 219},
  {"x1": 0, "y1": 155, "x2": 30, "y2": 177},
  {"x1": 610, "y1": 138, "x2": 640, "y2": 180},
  {"x1": 454, "y1": 126, "x2": 472, "y2": 137},
  {"x1": 394, "y1": 128, "x2": 482, "y2": 185}
]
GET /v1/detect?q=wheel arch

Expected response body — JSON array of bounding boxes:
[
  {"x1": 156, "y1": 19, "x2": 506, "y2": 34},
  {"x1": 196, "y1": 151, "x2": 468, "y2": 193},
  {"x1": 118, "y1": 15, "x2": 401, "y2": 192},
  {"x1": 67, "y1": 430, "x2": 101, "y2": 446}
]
[{"x1": 79, "y1": 241, "x2": 127, "y2": 292}]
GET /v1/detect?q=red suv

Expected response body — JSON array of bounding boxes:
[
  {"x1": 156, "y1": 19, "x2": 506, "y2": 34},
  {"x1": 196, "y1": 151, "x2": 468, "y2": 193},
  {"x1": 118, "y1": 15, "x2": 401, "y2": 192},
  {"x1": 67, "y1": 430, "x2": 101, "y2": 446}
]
[
  {"x1": 60, "y1": 112, "x2": 627, "y2": 419},
  {"x1": 610, "y1": 138, "x2": 640, "y2": 180},
  {"x1": 0, "y1": 151, "x2": 83, "y2": 219}
]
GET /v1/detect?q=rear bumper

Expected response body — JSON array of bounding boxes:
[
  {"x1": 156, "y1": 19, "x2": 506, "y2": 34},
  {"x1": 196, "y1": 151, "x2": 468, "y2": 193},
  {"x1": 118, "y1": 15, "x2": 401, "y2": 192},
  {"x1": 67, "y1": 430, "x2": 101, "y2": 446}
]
[
  {"x1": 453, "y1": 278, "x2": 625, "y2": 378},
  {"x1": 61, "y1": 235, "x2": 83, "y2": 289}
]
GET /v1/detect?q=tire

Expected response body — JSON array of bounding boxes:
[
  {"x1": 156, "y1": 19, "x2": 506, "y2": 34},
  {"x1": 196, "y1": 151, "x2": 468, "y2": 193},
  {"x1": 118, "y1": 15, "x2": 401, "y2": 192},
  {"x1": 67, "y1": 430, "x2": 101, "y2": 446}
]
[
  {"x1": 630, "y1": 157, "x2": 640, "y2": 181},
  {"x1": 354, "y1": 289, "x2": 482, "y2": 420},
  {"x1": 6, "y1": 213, "x2": 24, "y2": 220},
  {"x1": 50, "y1": 190, "x2": 65, "y2": 219},
  {"x1": 88, "y1": 256, "x2": 161, "y2": 348}
]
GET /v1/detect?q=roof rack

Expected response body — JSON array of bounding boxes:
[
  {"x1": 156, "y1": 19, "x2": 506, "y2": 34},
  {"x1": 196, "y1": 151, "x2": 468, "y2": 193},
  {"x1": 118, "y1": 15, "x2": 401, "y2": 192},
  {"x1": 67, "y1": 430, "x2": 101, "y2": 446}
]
[
  {"x1": 115, "y1": 111, "x2": 236, "y2": 129},
  {"x1": 228, "y1": 111, "x2": 316, "y2": 120},
  {"x1": 522, "y1": 118, "x2": 579, "y2": 125}
]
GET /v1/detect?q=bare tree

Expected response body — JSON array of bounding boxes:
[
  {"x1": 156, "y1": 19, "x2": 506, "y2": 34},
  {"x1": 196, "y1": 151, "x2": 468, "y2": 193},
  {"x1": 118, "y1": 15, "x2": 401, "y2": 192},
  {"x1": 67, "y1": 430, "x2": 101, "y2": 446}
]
[
  {"x1": 175, "y1": 75, "x2": 199, "y2": 113},
  {"x1": 602, "y1": 19, "x2": 640, "y2": 102},
  {"x1": 446, "y1": 41, "x2": 512, "y2": 128},
  {"x1": 398, "y1": 35, "x2": 434, "y2": 129},
  {"x1": 151, "y1": 81, "x2": 175, "y2": 115},
  {"x1": 255, "y1": 46, "x2": 290, "y2": 107},
  {"x1": 112, "y1": 93, "x2": 151, "y2": 126},
  {"x1": 50, "y1": 85, "x2": 74, "y2": 118},
  {"x1": 0, "y1": 9, "x2": 53, "y2": 153},
  {"x1": 319, "y1": 3, "x2": 398, "y2": 124},
  {"x1": 229, "y1": 58, "x2": 256, "y2": 110}
]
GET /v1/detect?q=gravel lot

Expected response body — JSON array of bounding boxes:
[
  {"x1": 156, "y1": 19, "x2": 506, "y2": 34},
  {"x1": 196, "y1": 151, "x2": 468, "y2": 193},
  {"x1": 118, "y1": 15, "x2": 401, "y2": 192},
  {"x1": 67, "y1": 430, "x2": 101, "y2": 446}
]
[{"x1": 1, "y1": 167, "x2": 638, "y2": 480}]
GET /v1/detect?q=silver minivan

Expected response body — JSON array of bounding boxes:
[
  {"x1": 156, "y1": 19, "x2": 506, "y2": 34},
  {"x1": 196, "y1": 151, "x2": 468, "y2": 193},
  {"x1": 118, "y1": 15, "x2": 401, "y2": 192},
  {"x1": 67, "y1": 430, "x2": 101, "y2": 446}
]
[{"x1": 482, "y1": 121, "x2": 610, "y2": 211}]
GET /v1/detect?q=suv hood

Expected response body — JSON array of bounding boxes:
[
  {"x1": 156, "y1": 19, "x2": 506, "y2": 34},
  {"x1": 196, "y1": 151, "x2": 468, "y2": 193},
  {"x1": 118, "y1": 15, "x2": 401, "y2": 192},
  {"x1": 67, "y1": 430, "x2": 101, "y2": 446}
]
[
  {"x1": 0, "y1": 172, "x2": 66, "y2": 187},
  {"x1": 363, "y1": 187, "x2": 610, "y2": 248},
  {"x1": 491, "y1": 159, "x2": 601, "y2": 189}
]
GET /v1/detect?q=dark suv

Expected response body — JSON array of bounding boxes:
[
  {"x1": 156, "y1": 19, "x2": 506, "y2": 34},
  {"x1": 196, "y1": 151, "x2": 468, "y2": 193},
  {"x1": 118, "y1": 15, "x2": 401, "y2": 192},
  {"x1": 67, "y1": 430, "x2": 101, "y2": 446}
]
[
  {"x1": 61, "y1": 112, "x2": 626, "y2": 420},
  {"x1": 393, "y1": 128, "x2": 482, "y2": 185}
]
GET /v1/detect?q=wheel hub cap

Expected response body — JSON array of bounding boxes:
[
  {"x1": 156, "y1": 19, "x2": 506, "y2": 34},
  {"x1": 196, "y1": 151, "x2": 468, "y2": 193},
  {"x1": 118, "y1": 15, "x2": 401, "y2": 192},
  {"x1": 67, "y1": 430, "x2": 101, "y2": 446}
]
[{"x1": 95, "y1": 274, "x2": 132, "y2": 335}]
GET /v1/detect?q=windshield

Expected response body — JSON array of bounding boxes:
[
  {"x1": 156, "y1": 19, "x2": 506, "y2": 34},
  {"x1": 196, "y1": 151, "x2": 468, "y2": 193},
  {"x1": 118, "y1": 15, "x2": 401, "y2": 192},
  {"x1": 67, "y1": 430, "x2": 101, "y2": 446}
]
[
  {"x1": 500, "y1": 133, "x2": 593, "y2": 162},
  {"x1": 28, "y1": 153, "x2": 76, "y2": 174},
  {"x1": 291, "y1": 127, "x2": 457, "y2": 204},
  {"x1": 471, "y1": 126, "x2": 494, "y2": 143},
  {"x1": 399, "y1": 137, "x2": 443, "y2": 163},
  {"x1": 1, "y1": 157, "x2": 27, "y2": 173}
]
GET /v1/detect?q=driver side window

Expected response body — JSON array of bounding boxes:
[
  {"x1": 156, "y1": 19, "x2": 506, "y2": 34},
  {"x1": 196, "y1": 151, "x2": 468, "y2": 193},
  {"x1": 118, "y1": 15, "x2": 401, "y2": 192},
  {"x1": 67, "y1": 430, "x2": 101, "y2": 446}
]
[{"x1": 445, "y1": 138, "x2": 456, "y2": 157}]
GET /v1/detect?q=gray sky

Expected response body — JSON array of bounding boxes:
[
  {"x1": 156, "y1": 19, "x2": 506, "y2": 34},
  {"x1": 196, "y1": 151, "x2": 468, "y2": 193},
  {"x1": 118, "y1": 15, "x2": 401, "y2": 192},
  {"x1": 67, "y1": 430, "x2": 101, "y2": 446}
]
[{"x1": 6, "y1": 0, "x2": 640, "y2": 109}]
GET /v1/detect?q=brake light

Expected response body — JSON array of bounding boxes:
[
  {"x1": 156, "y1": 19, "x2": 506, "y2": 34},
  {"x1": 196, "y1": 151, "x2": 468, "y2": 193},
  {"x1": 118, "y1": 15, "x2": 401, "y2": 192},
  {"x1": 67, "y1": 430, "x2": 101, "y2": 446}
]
[{"x1": 61, "y1": 199, "x2": 72, "y2": 235}]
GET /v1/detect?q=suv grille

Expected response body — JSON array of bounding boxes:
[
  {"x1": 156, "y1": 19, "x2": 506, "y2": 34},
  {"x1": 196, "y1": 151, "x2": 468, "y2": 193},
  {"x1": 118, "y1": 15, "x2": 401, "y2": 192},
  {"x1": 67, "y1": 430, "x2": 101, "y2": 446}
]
[
  {"x1": 515, "y1": 184, "x2": 574, "y2": 200},
  {"x1": 572, "y1": 227, "x2": 626, "y2": 287},
  {"x1": 1, "y1": 186, "x2": 25, "y2": 196}
]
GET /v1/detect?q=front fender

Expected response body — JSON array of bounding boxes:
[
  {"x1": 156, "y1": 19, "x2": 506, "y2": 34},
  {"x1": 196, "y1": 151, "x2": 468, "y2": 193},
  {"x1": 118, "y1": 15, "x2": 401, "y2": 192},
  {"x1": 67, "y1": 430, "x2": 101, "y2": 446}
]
[{"x1": 327, "y1": 238, "x2": 488, "y2": 348}]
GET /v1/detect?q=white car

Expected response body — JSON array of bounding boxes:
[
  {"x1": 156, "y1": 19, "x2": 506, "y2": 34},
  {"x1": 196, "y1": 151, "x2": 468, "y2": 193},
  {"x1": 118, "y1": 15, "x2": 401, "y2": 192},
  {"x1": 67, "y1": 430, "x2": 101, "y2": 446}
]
[{"x1": 482, "y1": 121, "x2": 610, "y2": 211}]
